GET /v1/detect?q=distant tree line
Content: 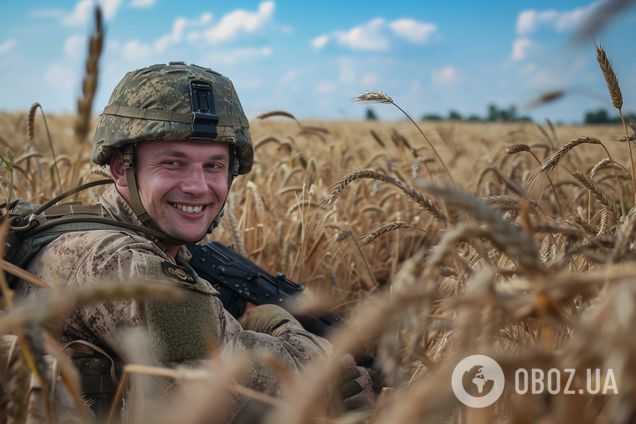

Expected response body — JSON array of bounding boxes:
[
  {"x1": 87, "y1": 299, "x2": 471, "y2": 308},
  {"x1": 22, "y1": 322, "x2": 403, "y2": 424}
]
[
  {"x1": 420, "y1": 104, "x2": 532, "y2": 122},
  {"x1": 583, "y1": 109, "x2": 636, "y2": 124},
  {"x1": 365, "y1": 105, "x2": 636, "y2": 124}
]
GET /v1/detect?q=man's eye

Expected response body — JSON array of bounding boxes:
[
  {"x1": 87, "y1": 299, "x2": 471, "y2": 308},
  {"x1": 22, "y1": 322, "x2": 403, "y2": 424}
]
[{"x1": 163, "y1": 161, "x2": 180, "y2": 166}]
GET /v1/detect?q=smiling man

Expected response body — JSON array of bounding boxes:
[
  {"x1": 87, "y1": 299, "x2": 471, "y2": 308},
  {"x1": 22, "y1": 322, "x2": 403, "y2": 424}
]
[
  {"x1": 109, "y1": 140, "x2": 232, "y2": 253},
  {"x1": 13, "y1": 62, "x2": 372, "y2": 422}
]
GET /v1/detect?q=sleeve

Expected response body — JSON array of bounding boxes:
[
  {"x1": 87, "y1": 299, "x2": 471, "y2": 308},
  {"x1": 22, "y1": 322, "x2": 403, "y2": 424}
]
[{"x1": 219, "y1": 304, "x2": 333, "y2": 399}]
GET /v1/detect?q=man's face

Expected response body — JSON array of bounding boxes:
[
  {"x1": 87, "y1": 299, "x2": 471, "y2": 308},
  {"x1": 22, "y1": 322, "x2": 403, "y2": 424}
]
[{"x1": 134, "y1": 140, "x2": 230, "y2": 243}]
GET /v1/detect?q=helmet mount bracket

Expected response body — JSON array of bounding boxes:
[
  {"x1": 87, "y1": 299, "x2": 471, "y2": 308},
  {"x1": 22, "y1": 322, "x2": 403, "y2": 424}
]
[{"x1": 189, "y1": 80, "x2": 219, "y2": 140}]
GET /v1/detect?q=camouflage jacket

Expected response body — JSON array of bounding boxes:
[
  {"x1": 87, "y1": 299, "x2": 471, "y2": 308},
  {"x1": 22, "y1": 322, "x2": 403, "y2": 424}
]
[{"x1": 14, "y1": 185, "x2": 332, "y2": 406}]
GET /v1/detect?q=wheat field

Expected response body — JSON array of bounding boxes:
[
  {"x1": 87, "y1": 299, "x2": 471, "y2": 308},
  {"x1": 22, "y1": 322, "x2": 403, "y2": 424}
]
[{"x1": 2, "y1": 7, "x2": 636, "y2": 424}]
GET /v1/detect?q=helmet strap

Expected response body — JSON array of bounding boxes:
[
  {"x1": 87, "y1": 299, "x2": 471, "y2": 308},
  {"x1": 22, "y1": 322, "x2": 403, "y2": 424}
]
[{"x1": 123, "y1": 144, "x2": 165, "y2": 234}]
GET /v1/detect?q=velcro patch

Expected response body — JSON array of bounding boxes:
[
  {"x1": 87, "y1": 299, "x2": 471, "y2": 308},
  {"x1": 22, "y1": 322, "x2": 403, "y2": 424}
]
[{"x1": 161, "y1": 261, "x2": 196, "y2": 284}]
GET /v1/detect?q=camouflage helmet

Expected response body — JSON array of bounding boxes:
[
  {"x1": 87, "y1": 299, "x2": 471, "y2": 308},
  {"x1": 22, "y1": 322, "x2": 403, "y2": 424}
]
[{"x1": 91, "y1": 61, "x2": 253, "y2": 175}]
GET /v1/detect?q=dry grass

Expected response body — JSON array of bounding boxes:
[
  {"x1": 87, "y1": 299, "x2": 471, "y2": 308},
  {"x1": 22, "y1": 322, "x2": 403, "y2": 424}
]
[{"x1": 3, "y1": 16, "x2": 636, "y2": 423}]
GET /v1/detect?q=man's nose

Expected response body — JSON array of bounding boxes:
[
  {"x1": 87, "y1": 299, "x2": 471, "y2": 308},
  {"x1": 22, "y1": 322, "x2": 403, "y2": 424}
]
[{"x1": 180, "y1": 166, "x2": 209, "y2": 195}]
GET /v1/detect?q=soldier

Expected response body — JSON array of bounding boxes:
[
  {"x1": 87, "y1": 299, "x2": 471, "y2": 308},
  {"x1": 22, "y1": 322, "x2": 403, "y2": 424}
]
[{"x1": 12, "y1": 62, "x2": 372, "y2": 421}]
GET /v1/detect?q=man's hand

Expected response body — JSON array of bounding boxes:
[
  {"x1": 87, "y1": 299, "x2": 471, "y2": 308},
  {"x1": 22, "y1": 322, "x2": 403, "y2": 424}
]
[
  {"x1": 238, "y1": 301, "x2": 258, "y2": 328},
  {"x1": 333, "y1": 354, "x2": 374, "y2": 412}
]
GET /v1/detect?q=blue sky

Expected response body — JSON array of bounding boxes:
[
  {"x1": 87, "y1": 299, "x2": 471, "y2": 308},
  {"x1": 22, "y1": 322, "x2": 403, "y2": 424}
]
[{"x1": 0, "y1": 0, "x2": 635, "y2": 123}]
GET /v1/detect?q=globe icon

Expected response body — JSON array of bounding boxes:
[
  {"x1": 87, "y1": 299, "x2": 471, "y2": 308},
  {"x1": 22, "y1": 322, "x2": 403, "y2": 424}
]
[
  {"x1": 461, "y1": 365, "x2": 495, "y2": 398},
  {"x1": 452, "y1": 355, "x2": 505, "y2": 408}
]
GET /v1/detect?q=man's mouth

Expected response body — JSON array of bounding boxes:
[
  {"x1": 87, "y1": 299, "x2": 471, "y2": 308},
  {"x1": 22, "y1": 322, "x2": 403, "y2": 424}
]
[{"x1": 171, "y1": 203, "x2": 205, "y2": 213}]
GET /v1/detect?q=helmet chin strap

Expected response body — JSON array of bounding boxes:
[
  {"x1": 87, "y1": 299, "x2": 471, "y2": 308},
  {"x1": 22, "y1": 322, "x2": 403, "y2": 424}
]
[
  {"x1": 123, "y1": 144, "x2": 166, "y2": 234},
  {"x1": 123, "y1": 144, "x2": 237, "y2": 242}
]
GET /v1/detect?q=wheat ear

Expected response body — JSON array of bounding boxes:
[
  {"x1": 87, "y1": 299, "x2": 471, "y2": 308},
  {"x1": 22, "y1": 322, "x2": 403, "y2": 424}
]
[
  {"x1": 358, "y1": 221, "x2": 435, "y2": 250},
  {"x1": 528, "y1": 136, "x2": 625, "y2": 218},
  {"x1": 324, "y1": 169, "x2": 447, "y2": 223},
  {"x1": 69, "y1": 6, "x2": 103, "y2": 193},
  {"x1": 595, "y1": 40, "x2": 636, "y2": 203},
  {"x1": 507, "y1": 143, "x2": 562, "y2": 216},
  {"x1": 353, "y1": 91, "x2": 457, "y2": 186},
  {"x1": 28, "y1": 103, "x2": 62, "y2": 192},
  {"x1": 75, "y1": 7, "x2": 102, "y2": 144},
  {"x1": 420, "y1": 181, "x2": 544, "y2": 276},
  {"x1": 571, "y1": 170, "x2": 619, "y2": 223},
  {"x1": 256, "y1": 110, "x2": 304, "y2": 132}
]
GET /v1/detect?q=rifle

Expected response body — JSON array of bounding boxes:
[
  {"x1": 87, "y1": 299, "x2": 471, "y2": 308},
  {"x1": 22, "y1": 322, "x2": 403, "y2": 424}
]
[{"x1": 187, "y1": 241, "x2": 380, "y2": 371}]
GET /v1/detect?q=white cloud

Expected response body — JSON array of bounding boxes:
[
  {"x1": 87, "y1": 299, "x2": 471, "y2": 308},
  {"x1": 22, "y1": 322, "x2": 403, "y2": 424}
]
[
  {"x1": 129, "y1": 0, "x2": 156, "y2": 8},
  {"x1": 200, "y1": 1, "x2": 275, "y2": 44},
  {"x1": 64, "y1": 35, "x2": 86, "y2": 58},
  {"x1": 312, "y1": 35, "x2": 329, "y2": 50},
  {"x1": 432, "y1": 65, "x2": 459, "y2": 86},
  {"x1": 61, "y1": 0, "x2": 122, "y2": 26},
  {"x1": 313, "y1": 81, "x2": 337, "y2": 94},
  {"x1": 102, "y1": 0, "x2": 123, "y2": 20},
  {"x1": 62, "y1": 0, "x2": 92, "y2": 26},
  {"x1": 0, "y1": 39, "x2": 18, "y2": 55},
  {"x1": 121, "y1": 40, "x2": 152, "y2": 62},
  {"x1": 154, "y1": 12, "x2": 212, "y2": 52},
  {"x1": 389, "y1": 19, "x2": 437, "y2": 43},
  {"x1": 515, "y1": 0, "x2": 603, "y2": 35},
  {"x1": 313, "y1": 16, "x2": 439, "y2": 52},
  {"x1": 45, "y1": 64, "x2": 75, "y2": 89},
  {"x1": 334, "y1": 17, "x2": 390, "y2": 52},
  {"x1": 361, "y1": 73, "x2": 379, "y2": 86},
  {"x1": 119, "y1": 4, "x2": 274, "y2": 63},
  {"x1": 510, "y1": 38, "x2": 536, "y2": 61}
]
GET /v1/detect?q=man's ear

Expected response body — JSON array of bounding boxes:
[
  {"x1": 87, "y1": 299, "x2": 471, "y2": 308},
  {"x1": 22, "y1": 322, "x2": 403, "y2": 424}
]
[{"x1": 109, "y1": 150, "x2": 128, "y2": 188}]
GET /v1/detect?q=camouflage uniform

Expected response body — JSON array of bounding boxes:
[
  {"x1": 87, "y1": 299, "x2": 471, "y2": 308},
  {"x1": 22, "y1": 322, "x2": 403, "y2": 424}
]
[
  {"x1": 14, "y1": 185, "x2": 332, "y2": 416},
  {"x1": 9, "y1": 62, "x2": 370, "y2": 421}
]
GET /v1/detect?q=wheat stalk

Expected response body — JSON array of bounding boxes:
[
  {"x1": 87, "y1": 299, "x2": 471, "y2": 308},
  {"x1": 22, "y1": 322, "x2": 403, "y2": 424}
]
[
  {"x1": 506, "y1": 144, "x2": 531, "y2": 155},
  {"x1": 253, "y1": 136, "x2": 282, "y2": 151},
  {"x1": 0, "y1": 280, "x2": 180, "y2": 332},
  {"x1": 28, "y1": 103, "x2": 62, "y2": 192},
  {"x1": 353, "y1": 91, "x2": 457, "y2": 186},
  {"x1": 594, "y1": 40, "x2": 636, "y2": 204},
  {"x1": 595, "y1": 42, "x2": 622, "y2": 110},
  {"x1": 611, "y1": 211, "x2": 636, "y2": 262},
  {"x1": 256, "y1": 110, "x2": 304, "y2": 132},
  {"x1": 421, "y1": 181, "x2": 544, "y2": 276},
  {"x1": 68, "y1": 6, "x2": 103, "y2": 195},
  {"x1": 358, "y1": 221, "x2": 433, "y2": 250},
  {"x1": 225, "y1": 206, "x2": 247, "y2": 258},
  {"x1": 74, "y1": 7, "x2": 102, "y2": 144},
  {"x1": 324, "y1": 169, "x2": 447, "y2": 223},
  {"x1": 571, "y1": 170, "x2": 620, "y2": 223},
  {"x1": 528, "y1": 136, "x2": 625, "y2": 218},
  {"x1": 370, "y1": 129, "x2": 385, "y2": 147},
  {"x1": 5, "y1": 347, "x2": 30, "y2": 424}
]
